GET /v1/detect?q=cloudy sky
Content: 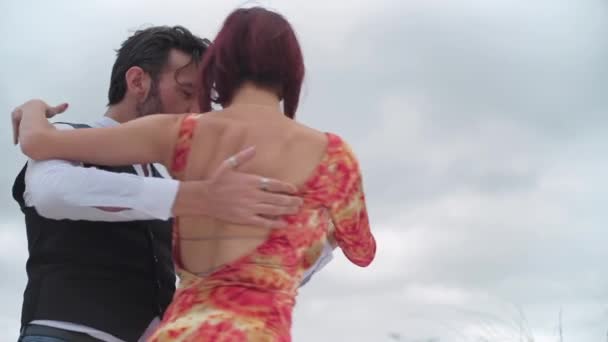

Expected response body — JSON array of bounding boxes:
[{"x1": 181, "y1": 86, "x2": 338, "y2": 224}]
[{"x1": 1, "y1": 0, "x2": 607, "y2": 341}]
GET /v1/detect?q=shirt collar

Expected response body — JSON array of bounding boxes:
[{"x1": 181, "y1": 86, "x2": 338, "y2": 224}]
[{"x1": 95, "y1": 116, "x2": 120, "y2": 128}]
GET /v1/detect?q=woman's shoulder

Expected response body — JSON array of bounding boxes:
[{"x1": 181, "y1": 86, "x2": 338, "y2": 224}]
[
  {"x1": 288, "y1": 121, "x2": 356, "y2": 155},
  {"x1": 318, "y1": 131, "x2": 355, "y2": 156},
  {"x1": 317, "y1": 133, "x2": 362, "y2": 175},
  {"x1": 290, "y1": 122, "x2": 327, "y2": 142}
]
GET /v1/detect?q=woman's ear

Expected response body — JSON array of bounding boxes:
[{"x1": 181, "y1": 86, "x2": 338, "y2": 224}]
[{"x1": 125, "y1": 66, "x2": 152, "y2": 101}]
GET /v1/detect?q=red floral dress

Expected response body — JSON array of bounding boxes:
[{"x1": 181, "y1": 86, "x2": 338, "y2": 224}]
[{"x1": 148, "y1": 114, "x2": 376, "y2": 342}]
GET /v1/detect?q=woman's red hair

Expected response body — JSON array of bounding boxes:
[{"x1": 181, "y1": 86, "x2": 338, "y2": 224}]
[{"x1": 199, "y1": 7, "x2": 305, "y2": 118}]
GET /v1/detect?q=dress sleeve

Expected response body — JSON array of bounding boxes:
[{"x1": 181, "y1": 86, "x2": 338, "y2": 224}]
[{"x1": 324, "y1": 137, "x2": 376, "y2": 267}]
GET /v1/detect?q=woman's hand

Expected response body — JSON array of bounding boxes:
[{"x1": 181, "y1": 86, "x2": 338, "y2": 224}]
[{"x1": 11, "y1": 100, "x2": 68, "y2": 145}]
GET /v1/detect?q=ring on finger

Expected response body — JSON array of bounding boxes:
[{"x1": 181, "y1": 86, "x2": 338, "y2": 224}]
[
  {"x1": 227, "y1": 156, "x2": 239, "y2": 168},
  {"x1": 259, "y1": 177, "x2": 270, "y2": 191}
]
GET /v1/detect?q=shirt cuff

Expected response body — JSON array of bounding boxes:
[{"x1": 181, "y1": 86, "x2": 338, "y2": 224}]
[
  {"x1": 139, "y1": 177, "x2": 180, "y2": 220},
  {"x1": 316, "y1": 240, "x2": 335, "y2": 269}
]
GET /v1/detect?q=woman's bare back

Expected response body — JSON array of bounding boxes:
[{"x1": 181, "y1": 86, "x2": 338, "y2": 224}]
[{"x1": 175, "y1": 105, "x2": 329, "y2": 275}]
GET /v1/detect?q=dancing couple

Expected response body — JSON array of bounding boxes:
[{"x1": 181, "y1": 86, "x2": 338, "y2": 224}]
[{"x1": 12, "y1": 6, "x2": 376, "y2": 342}]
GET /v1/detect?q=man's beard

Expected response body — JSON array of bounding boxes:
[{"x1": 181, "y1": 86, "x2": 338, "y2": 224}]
[{"x1": 136, "y1": 81, "x2": 164, "y2": 116}]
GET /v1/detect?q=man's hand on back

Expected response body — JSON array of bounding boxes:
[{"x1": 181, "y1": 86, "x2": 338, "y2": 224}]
[{"x1": 172, "y1": 146, "x2": 302, "y2": 228}]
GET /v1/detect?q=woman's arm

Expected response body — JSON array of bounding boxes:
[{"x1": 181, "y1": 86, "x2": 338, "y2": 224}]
[
  {"x1": 17, "y1": 100, "x2": 185, "y2": 169},
  {"x1": 326, "y1": 138, "x2": 376, "y2": 267}
]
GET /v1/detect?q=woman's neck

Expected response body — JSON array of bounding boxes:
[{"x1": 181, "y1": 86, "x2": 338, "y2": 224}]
[{"x1": 227, "y1": 82, "x2": 282, "y2": 113}]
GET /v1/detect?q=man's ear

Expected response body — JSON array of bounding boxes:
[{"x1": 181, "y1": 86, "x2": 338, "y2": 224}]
[{"x1": 125, "y1": 66, "x2": 152, "y2": 100}]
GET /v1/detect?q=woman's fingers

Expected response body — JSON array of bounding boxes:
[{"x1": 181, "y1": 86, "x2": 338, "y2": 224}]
[{"x1": 46, "y1": 103, "x2": 69, "y2": 118}]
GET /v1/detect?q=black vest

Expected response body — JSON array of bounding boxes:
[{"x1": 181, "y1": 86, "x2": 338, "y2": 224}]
[{"x1": 12, "y1": 123, "x2": 175, "y2": 342}]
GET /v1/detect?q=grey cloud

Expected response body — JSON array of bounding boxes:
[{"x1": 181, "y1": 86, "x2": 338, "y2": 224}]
[
  {"x1": 1, "y1": 0, "x2": 607, "y2": 341},
  {"x1": 303, "y1": 0, "x2": 608, "y2": 139}
]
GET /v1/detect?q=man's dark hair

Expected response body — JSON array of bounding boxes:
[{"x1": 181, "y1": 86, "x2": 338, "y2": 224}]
[{"x1": 108, "y1": 25, "x2": 210, "y2": 105}]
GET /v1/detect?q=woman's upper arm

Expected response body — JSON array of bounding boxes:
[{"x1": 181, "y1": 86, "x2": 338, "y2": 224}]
[
  {"x1": 40, "y1": 114, "x2": 185, "y2": 167},
  {"x1": 326, "y1": 140, "x2": 376, "y2": 267}
]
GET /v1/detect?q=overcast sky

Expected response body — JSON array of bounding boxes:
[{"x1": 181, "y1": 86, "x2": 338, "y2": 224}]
[{"x1": 1, "y1": 0, "x2": 607, "y2": 341}]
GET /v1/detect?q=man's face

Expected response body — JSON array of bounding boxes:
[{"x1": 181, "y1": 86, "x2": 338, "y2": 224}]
[{"x1": 139, "y1": 49, "x2": 201, "y2": 116}]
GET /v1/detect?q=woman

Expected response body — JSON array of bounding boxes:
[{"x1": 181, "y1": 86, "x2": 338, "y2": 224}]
[{"x1": 14, "y1": 7, "x2": 376, "y2": 342}]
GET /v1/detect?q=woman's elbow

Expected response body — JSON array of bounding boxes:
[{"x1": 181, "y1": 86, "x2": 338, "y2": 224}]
[
  {"x1": 349, "y1": 255, "x2": 374, "y2": 268},
  {"x1": 346, "y1": 240, "x2": 377, "y2": 268}
]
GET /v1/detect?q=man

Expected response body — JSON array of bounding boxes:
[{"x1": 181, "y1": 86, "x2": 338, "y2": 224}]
[{"x1": 12, "y1": 26, "x2": 334, "y2": 342}]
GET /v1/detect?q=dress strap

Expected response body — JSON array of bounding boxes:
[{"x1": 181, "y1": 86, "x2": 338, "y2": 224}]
[
  {"x1": 170, "y1": 113, "x2": 200, "y2": 269},
  {"x1": 170, "y1": 113, "x2": 200, "y2": 176}
]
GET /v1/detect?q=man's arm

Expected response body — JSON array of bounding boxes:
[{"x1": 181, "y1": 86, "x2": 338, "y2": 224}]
[
  {"x1": 24, "y1": 157, "x2": 179, "y2": 221},
  {"x1": 23, "y1": 122, "x2": 176, "y2": 222},
  {"x1": 27, "y1": 154, "x2": 332, "y2": 279}
]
